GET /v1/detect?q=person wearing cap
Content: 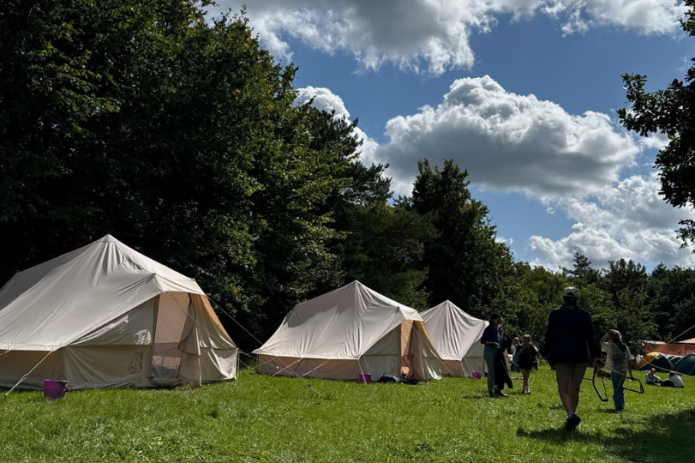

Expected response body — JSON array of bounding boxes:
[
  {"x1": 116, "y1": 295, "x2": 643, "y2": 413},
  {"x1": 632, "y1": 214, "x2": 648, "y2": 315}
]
[
  {"x1": 541, "y1": 287, "x2": 600, "y2": 432},
  {"x1": 480, "y1": 313, "x2": 505, "y2": 397}
]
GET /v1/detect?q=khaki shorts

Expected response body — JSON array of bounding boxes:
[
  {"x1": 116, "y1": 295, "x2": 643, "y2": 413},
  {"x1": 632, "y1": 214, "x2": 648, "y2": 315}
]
[{"x1": 555, "y1": 363, "x2": 588, "y2": 383}]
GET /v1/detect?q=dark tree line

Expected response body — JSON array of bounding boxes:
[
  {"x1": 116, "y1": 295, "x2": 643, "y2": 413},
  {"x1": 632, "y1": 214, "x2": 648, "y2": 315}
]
[{"x1": 2, "y1": 1, "x2": 695, "y2": 353}]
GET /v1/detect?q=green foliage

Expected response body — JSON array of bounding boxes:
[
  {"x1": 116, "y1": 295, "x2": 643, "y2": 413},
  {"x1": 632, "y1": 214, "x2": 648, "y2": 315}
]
[
  {"x1": 618, "y1": 0, "x2": 695, "y2": 247},
  {"x1": 411, "y1": 158, "x2": 513, "y2": 317},
  {"x1": 0, "y1": 367, "x2": 694, "y2": 462}
]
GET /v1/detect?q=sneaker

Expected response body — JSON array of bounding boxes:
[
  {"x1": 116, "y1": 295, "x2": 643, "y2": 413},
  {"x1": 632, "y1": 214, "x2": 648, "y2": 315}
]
[
  {"x1": 565, "y1": 414, "x2": 581, "y2": 432},
  {"x1": 495, "y1": 390, "x2": 508, "y2": 397},
  {"x1": 489, "y1": 391, "x2": 494, "y2": 397}
]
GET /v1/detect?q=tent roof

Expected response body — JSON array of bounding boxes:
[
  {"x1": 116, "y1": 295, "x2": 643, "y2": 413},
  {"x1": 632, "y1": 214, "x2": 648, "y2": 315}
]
[
  {"x1": 420, "y1": 300, "x2": 488, "y2": 361},
  {"x1": 253, "y1": 281, "x2": 423, "y2": 360},
  {"x1": 678, "y1": 337, "x2": 695, "y2": 344},
  {"x1": 0, "y1": 235, "x2": 204, "y2": 351}
]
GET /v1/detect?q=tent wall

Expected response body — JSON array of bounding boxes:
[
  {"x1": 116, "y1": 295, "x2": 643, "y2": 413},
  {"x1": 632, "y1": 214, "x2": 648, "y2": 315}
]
[
  {"x1": 0, "y1": 350, "x2": 61, "y2": 390},
  {"x1": 257, "y1": 355, "x2": 361, "y2": 380}
]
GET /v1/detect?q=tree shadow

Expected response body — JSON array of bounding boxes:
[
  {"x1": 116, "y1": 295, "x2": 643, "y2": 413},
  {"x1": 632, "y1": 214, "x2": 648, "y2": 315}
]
[{"x1": 518, "y1": 410, "x2": 695, "y2": 461}]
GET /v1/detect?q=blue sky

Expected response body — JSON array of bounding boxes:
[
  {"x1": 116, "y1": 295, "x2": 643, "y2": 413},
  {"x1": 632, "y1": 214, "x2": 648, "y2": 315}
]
[{"x1": 222, "y1": 0, "x2": 694, "y2": 271}]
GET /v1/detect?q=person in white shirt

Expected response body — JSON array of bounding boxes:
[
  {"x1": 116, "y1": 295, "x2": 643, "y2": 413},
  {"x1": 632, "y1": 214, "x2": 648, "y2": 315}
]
[
  {"x1": 600, "y1": 329, "x2": 632, "y2": 411},
  {"x1": 662, "y1": 372, "x2": 684, "y2": 388}
]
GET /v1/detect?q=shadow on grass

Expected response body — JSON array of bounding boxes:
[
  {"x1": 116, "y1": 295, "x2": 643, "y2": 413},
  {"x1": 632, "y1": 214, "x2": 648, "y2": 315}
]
[{"x1": 518, "y1": 410, "x2": 695, "y2": 461}]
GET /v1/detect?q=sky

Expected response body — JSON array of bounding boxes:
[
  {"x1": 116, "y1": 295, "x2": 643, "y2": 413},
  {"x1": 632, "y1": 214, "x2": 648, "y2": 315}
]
[{"x1": 217, "y1": 0, "x2": 695, "y2": 272}]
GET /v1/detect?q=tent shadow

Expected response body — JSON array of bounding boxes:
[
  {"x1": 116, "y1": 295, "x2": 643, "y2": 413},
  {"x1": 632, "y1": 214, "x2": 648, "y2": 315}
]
[{"x1": 518, "y1": 410, "x2": 695, "y2": 461}]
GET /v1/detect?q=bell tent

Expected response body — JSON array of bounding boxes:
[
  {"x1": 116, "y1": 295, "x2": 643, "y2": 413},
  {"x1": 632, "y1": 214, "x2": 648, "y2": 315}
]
[
  {"x1": 253, "y1": 281, "x2": 441, "y2": 381},
  {"x1": 0, "y1": 235, "x2": 238, "y2": 390},
  {"x1": 420, "y1": 301, "x2": 488, "y2": 377}
]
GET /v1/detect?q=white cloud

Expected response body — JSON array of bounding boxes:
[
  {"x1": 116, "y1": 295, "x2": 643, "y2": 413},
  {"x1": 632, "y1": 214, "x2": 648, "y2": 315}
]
[
  {"x1": 295, "y1": 86, "x2": 379, "y2": 165},
  {"x1": 297, "y1": 82, "x2": 695, "y2": 269},
  {"x1": 377, "y1": 76, "x2": 640, "y2": 197},
  {"x1": 529, "y1": 174, "x2": 695, "y2": 269},
  {"x1": 218, "y1": 0, "x2": 686, "y2": 74}
]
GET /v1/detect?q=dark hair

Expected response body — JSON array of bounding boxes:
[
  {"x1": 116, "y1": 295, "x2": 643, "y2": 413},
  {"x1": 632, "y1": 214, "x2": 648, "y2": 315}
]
[{"x1": 489, "y1": 313, "x2": 501, "y2": 323}]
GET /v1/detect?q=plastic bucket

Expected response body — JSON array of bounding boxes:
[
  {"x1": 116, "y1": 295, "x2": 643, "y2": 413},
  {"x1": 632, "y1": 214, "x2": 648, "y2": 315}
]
[
  {"x1": 44, "y1": 380, "x2": 68, "y2": 400},
  {"x1": 358, "y1": 373, "x2": 372, "y2": 384},
  {"x1": 471, "y1": 371, "x2": 482, "y2": 380}
]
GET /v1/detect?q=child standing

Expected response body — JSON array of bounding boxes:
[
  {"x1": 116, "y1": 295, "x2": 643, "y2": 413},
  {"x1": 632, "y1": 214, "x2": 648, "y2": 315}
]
[
  {"x1": 601, "y1": 329, "x2": 632, "y2": 411},
  {"x1": 517, "y1": 334, "x2": 538, "y2": 394}
]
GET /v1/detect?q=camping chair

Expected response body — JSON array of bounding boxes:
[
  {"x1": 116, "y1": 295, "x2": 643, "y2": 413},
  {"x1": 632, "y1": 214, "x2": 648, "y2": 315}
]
[{"x1": 586, "y1": 368, "x2": 644, "y2": 402}]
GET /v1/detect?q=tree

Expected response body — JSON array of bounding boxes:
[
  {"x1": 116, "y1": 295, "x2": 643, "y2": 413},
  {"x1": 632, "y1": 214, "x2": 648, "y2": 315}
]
[
  {"x1": 598, "y1": 259, "x2": 654, "y2": 351},
  {"x1": 411, "y1": 158, "x2": 513, "y2": 317},
  {"x1": 618, "y1": 1, "x2": 695, "y2": 248},
  {"x1": 562, "y1": 253, "x2": 601, "y2": 286},
  {"x1": 0, "y1": 1, "x2": 354, "y2": 348}
]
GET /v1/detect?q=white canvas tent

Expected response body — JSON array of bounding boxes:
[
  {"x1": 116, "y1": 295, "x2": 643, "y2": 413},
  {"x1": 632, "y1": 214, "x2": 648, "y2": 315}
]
[
  {"x1": 0, "y1": 235, "x2": 238, "y2": 390},
  {"x1": 254, "y1": 281, "x2": 441, "y2": 381},
  {"x1": 420, "y1": 301, "x2": 488, "y2": 377}
]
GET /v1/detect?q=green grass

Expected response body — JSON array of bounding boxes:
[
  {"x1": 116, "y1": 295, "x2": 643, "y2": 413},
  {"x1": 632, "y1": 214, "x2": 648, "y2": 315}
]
[{"x1": 1, "y1": 365, "x2": 694, "y2": 462}]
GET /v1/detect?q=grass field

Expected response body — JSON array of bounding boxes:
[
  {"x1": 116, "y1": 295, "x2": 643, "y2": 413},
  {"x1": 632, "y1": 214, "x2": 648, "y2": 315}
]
[{"x1": 1, "y1": 364, "x2": 694, "y2": 463}]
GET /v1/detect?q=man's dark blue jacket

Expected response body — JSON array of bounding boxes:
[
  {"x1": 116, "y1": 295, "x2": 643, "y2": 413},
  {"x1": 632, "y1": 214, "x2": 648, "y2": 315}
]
[{"x1": 541, "y1": 304, "x2": 600, "y2": 365}]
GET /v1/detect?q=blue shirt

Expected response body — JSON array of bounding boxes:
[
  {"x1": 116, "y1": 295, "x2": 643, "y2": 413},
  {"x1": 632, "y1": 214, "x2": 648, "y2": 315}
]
[{"x1": 480, "y1": 325, "x2": 500, "y2": 346}]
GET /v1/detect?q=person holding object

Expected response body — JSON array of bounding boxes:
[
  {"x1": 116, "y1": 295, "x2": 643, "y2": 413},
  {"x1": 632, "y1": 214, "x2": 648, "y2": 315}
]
[
  {"x1": 540, "y1": 287, "x2": 600, "y2": 432},
  {"x1": 600, "y1": 329, "x2": 632, "y2": 411},
  {"x1": 518, "y1": 334, "x2": 538, "y2": 394},
  {"x1": 481, "y1": 313, "x2": 505, "y2": 397}
]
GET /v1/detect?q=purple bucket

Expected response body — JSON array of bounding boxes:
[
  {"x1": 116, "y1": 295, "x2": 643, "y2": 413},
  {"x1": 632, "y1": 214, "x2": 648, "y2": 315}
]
[
  {"x1": 358, "y1": 373, "x2": 372, "y2": 384},
  {"x1": 44, "y1": 380, "x2": 68, "y2": 400},
  {"x1": 471, "y1": 371, "x2": 482, "y2": 380}
]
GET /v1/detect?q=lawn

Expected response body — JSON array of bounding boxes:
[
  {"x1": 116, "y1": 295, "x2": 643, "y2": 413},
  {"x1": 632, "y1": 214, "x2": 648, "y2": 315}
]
[{"x1": 1, "y1": 364, "x2": 693, "y2": 463}]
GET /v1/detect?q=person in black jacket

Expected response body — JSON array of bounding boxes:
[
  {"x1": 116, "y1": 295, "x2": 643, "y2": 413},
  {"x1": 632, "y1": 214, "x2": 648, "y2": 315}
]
[{"x1": 541, "y1": 287, "x2": 600, "y2": 432}]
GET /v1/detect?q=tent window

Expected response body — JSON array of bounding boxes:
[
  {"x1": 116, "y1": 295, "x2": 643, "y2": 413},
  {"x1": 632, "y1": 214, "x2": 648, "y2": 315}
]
[{"x1": 151, "y1": 292, "x2": 190, "y2": 378}]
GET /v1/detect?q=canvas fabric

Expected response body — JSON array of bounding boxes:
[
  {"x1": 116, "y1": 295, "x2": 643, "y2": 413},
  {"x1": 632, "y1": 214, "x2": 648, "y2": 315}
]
[
  {"x1": 0, "y1": 235, "x2": 237, "y2": 390},
  {"x1": 254, "y1": 281, "x2": 441, "y2": 380},
  {"x1": 420, "y1": 301, "x2": 488, "y2": 377}
]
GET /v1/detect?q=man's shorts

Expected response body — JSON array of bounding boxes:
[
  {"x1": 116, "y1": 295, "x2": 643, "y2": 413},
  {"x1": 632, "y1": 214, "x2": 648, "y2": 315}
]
[{"x1": 555, "y1": 363, "x2": 588, "y2": 383}]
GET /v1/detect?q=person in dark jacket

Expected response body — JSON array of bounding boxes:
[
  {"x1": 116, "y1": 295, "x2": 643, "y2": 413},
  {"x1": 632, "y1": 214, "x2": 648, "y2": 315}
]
[
  {"x1": 541, "y1": 287, "x2": 600, "y2": 432},
  {"x1": 480, "y1": 313, "x2": 505, "y2": 397}
]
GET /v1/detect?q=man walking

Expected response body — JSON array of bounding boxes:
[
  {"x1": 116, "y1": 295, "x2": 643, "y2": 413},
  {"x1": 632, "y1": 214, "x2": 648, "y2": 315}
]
[{"x1": 541, "y1": 287, "x2": 600, "y2": 432}]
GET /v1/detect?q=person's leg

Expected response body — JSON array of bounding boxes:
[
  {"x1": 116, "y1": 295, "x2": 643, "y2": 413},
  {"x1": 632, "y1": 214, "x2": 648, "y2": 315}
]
[
  {"x1": 484, "y1": 348, "x2": 496, "y2": 396},
  {"x1": 558, "y1": 381, "x2": 573, "y2": 412},
  {"x1": 611, "y1": 372, "x2": 625, "y2": 410},
  {"x1": 521, "y1": 369, "x2": 530, "y2": 393},
  {"x1": 568, "y1": 381, "x2": 581, "y2": 412}
]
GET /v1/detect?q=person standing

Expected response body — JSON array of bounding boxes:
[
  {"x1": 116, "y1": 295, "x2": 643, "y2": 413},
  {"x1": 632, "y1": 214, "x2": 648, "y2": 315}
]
[
  {"x1": 511, "y1": 337, "x2": 521, "y2": 372},
  {"x1": 481, "y1": 314, "x2": 504, "y2": 397},
  {"x1": 541, "y1": 287, "x2": 600, "y2": 432},
  {"x1": 600, "y1": 329, "x2": 632, "y2": 411},
  {"x1": 518, "y1": 334, "x2": 538, "y2": 394}
]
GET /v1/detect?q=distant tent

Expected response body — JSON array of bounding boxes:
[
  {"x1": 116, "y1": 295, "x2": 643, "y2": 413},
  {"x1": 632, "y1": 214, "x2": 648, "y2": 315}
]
[
  {"x1": 253, "y1": 281, "x2": 442, "y2": 381},
  {"x1": 0, "y1": 235, "x2": 238, "y2": 390},
  {"x1": 638, "y1": 353, "x2": 675, "y2": 372},
  {"x1": 420, "y1": 301, "x2": 488, "y2": 377},
  {"x1": 644, "y1": 339, "x2": 695, "y2": 356},
  {"x1": 675, "y1": 354, "x2": 695, "y2": 376}
]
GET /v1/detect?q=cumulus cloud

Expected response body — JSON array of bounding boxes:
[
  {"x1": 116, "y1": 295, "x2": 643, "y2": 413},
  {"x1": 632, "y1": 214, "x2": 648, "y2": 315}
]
[
  {"x1": 295, "y1": 82, "x2": 695, "y2": 269},
  {"x1": 529, "y1": 174, "x2": 695, "y2": 269},
  {"x1": 218, "y1": 0, "x2": 686, "y2": 74},
  {"x1": 295, "y1": 86, "x2": 379, "y2": 165},
  {"x1": 377, "y1": 76, "x2": 640, "y2": 196}
]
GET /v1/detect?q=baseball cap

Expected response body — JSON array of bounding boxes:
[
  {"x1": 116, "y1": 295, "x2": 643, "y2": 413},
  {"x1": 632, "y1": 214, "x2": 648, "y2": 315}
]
[{"x1": 563, "y1": 287, "x2": 578, "y2": 298}]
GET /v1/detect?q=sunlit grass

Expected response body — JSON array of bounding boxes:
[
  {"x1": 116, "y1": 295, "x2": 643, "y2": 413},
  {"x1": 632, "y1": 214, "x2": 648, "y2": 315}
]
[{"x1": 0, "y1": 365, "x2": 693, "y2": 462}]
